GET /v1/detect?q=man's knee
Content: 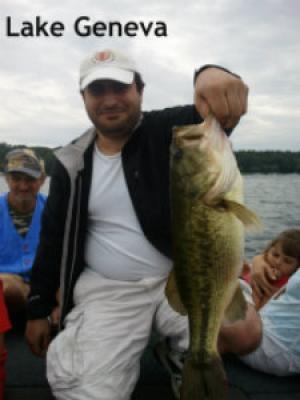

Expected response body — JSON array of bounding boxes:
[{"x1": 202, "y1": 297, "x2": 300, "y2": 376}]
[
  {"x1": 1, "y1": 274, "x2": 29, "y2": 310},
  {"x1": 219, "y1": 304, "x2": 262, "y2": 355}
]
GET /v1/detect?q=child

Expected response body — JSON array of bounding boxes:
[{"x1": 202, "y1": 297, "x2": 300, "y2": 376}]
[
  {"x1": 240, "y1": 264, "x2": 300, "y2": 376},
  {"x1": 0, "y1": 279, "x2": 11, "y2": 400},
  {"x1": 243, "y1": 229, "x2": 300, "y2": 309}
]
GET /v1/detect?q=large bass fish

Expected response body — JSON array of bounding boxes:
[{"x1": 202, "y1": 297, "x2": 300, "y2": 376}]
[{"x1": 167, "y1": 115, "x2": 260, "y2": 400}]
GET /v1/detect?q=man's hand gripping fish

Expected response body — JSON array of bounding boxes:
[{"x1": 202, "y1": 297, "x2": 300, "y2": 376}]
[{"x1": 167, "y1": 115, "x2": 261, "y2": 400}]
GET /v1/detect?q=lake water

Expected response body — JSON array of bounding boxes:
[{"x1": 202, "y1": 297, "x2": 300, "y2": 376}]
[{"x1": 1, "y1": 174, "x2": 299, "y2": 260}]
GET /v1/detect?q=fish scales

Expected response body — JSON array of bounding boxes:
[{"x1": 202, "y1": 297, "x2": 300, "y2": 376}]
[
  {"x1": 167, "y1": 116, "x2": 260, "y2": 400},
  {"x1": 172, "y1": 199, "x2": 244, "y2": 359}
]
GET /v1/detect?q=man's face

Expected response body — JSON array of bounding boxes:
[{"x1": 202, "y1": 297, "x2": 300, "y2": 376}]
[
  {"x1": 82, "y1": 80, "x2": 143, "y2": 139},
  {"x1": 6, "y1": 172, "x2": 44, "y2": 212}
]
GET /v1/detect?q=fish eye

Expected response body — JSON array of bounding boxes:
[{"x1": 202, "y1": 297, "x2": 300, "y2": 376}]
[
  {"x1": 174, "y1": 149, "x2": 183, "y2": 161},
  {"x1": 190, "y1": 189, "x2": 198, "y2": 199}
]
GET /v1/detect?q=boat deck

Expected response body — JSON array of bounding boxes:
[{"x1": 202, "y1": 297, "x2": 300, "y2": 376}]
[{"x1": 5, "y1": 328, "x2": 300, "y2": 400}]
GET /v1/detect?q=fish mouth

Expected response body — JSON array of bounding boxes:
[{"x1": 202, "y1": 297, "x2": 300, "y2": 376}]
[
  {"x1": 173, "y1": 126, "x2": 206, "y2": 149},
  {"x1": 178, "y1": 135, "x2": 204, "y2": 148}
]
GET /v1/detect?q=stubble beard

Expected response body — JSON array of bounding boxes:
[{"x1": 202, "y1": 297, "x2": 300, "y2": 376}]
[{"x1": 93, "y1": 107, "x2": 141, "y2": 141}]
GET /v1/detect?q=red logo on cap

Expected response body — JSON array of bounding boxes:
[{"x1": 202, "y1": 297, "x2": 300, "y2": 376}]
[{"x1": 96, "y1": 51, "x2": 113, "y2": 62}]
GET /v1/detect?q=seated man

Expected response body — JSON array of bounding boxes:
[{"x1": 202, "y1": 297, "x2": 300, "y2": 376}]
[{"x1": 0, "y1": 149, "x2": 46, "y2": 315}]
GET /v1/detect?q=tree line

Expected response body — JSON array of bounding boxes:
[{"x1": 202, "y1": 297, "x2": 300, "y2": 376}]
[
  {"x1": 235, "y1": 150, "x2": 300, "y2": 174},
  {"x1": 0, "y1": 143, "x2": 300, "y2": 175}
]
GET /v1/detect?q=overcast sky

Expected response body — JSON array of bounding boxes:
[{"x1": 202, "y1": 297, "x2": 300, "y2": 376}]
[{"x1": 1, "y1": 0, "x2": 299, "y2": 150}]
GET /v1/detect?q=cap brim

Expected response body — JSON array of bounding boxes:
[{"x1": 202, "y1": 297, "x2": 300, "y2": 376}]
[
  {"x1": 6, "y1": 167, "x2": 42, "y2": 179},
  {"x1": 80, "y1": 67, "x2": 134, "y2": 90}
]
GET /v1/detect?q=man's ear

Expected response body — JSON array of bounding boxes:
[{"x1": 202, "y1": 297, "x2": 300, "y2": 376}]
[{"x1": 138, "y1": 86, "x2": 144, "y2": 100}]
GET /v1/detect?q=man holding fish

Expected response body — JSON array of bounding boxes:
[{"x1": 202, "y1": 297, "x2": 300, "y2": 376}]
[{"x1": 25, "y1": 48, "x2": 259, "y2": 400}]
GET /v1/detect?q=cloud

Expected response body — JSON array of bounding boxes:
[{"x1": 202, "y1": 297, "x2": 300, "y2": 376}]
[{"x1": 0, "y1": 0, "x2": 299, "y2": 149}]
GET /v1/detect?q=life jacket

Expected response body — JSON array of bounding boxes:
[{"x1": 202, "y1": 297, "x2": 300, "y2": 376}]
[{"x1": 0, "y1": 193, "x2": 46, "y2": 281}]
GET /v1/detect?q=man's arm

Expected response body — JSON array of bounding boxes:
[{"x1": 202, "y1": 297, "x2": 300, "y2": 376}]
[
  {"x1": 194, "y1": 66, "x2": 249, "y2": 129},
  {"x1": 27, "y1": 160, "x2": 69, "y2": 320},
  {"x1": 26, "y1": 288, "x2": 61, "y2": 358},
  {"x1": 250, "y1": 254, "x2": 279, "y2": 303},
  {"x1": 218, "y1": 303, "x2": 262, "y2": 356},
  {"x1": 0, "y1": 273, "x2": 29, "y2": 311},
  {"x1": 26, "y1": 160, "x2": 68, "y2": 357},
  {"x1": 25, "y1": 318, "x2": 51, "y2": 358}
]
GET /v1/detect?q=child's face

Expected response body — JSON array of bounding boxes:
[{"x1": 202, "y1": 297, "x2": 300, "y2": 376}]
[{"x1": 266, "y1": 243, "x2": 298, "y2": 277}]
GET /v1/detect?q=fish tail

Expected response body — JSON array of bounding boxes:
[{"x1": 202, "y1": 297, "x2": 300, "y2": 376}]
[{"x1": 181, "y1": 355, "x2": 228, "y2": 400}]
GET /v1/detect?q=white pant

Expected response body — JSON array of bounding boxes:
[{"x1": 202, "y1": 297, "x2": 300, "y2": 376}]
[
  {"x1": 239, "y1": 280, "x2": 300, "y2": 376},
  {"x1": 47, "y1": 270, "x2": 188, "y2": 400},
  {"x1": 240, "y1": 323, "x2": 300, "y2": 376}
]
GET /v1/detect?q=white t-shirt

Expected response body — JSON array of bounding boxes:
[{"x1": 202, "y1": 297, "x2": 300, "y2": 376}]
[{"x1": 83, "y1": 144, "x2": 172, "y2": 281}]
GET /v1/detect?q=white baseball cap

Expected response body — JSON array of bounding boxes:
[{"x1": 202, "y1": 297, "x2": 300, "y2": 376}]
[{"x1": 79, "y1": 49, "x2": 138, "y2": 90}]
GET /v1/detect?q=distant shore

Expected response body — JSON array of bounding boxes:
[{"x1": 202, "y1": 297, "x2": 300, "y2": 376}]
[{"x1": 1, "y1": 143, "x2": 300, "y2": 174}]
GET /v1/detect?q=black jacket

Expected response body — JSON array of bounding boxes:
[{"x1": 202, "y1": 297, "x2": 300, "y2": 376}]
[{"x1": 28, "y1": 105, "x2": 202, "y2": 325}]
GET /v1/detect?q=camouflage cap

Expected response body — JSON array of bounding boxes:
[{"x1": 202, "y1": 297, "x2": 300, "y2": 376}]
[{"x1": 4, "y1": 148, "x2": 45, "y2": 179}]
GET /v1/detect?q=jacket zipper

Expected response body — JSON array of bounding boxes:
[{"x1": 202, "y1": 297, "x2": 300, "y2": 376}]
[{"x1": 61, "y1": 175, "x2": 82, "y2": 327}]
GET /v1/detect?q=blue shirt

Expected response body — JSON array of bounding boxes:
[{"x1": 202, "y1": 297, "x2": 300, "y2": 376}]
[{"x1": 0, "y1": 192, "x2": 46, "y2": 281}]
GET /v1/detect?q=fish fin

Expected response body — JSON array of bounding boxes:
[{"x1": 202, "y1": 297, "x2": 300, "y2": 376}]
[
  {"x1": 223, "y1": 199, "x2": 263, "y2": 231},
  {"x1": 165, "y1": 270, "x2": 187, "y2": 315},
  {"x1": 225, "y1": 284, "x2": 247, "y2": 323},
  {"x1": 181, "y1": 356, "x2": 228, "y2": 400}
]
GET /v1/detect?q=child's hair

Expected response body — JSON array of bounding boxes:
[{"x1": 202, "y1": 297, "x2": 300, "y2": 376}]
[{"x1": 264, "y1": 229, "x2": 300, "y2": 264}]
